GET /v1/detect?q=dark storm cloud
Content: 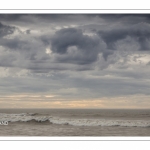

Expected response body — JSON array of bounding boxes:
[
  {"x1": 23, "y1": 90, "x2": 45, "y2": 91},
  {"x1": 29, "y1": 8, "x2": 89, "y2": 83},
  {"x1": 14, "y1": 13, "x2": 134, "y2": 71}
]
[
  {"x1": 0, "y1": 22, "x2": 16, "y2": 37},
  {"x1": 0, "y1": 22, "x2": 28, "y2": 52},
  {"x1": 0, "y1": 14, "x2": 68, "y2": 21},
  {"x1": 96, "y1": 14, "x2": 150, "y2": 24},
  {"x1": 50, "y1": 28, "x2": 104, "y2": 64},
  {"x1": 51, "y1": 28, "x2": 97, "y2": 54},
  {"x1": 1, "y1": 14, "x2": 150, "y2": 23},
  {"x1": 0, "y1": 14, "x2": 24, "y2": 21},
  {"x1": 0, "y1": 38, "x2": 29, "y2": 50},
  {"x1": 98, "y1": 22, "x2": 150, "y2": 51}
]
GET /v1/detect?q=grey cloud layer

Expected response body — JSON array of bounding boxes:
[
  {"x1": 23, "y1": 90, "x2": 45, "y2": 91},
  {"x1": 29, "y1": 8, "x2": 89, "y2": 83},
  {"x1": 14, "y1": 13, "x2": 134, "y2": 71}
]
[
  {"x1": 1, "y1": 15, "x2": 150, "y2": 68},
  {"x1": 0, "y1": 14, "x2": 150, "y2": 100}
]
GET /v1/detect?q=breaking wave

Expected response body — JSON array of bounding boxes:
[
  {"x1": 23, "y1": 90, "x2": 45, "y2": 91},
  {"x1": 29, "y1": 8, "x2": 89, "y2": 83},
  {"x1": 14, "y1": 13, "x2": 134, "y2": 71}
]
[{"x1": 0, "y1": 113, "x2": 150, "y2": 127}]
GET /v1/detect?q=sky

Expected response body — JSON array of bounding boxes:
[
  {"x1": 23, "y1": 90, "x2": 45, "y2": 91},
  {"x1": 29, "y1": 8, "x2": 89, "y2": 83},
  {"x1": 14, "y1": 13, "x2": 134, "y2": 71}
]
[{"x1": 0, "y1": 14, "x2": 150, "y2": 108}]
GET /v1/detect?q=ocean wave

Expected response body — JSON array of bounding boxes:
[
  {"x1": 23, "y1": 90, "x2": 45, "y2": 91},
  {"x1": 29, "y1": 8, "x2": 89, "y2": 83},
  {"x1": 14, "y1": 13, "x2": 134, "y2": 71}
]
[
  {"x1": 0, "y1": 113, "x2": 150, "y2": 127},
  {"x1": 49, "y1": 118, "x2": 150, "y2": 127},
  {"x1": 0, "y1": 113, "x2": 50, "y2": 122}
]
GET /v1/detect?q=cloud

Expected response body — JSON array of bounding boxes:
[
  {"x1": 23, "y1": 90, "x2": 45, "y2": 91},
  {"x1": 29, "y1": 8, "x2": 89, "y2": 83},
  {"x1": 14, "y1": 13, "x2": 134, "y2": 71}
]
[
  {"x1": 0, "y1": 22, "x2": 16, "y2": 37},
  {"x1": 98, "y1": 22, "x2": 150, "y2": 51},
  {"x1": 50, "y1": 28, "x2": 105, "y2": 64}
]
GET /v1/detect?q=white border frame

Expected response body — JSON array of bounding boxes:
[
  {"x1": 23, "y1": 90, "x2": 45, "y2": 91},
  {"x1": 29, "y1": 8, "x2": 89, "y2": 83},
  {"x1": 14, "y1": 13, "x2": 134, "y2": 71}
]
[{"x1": 0, "y1": 10, "x2": 150, "y2": 141}]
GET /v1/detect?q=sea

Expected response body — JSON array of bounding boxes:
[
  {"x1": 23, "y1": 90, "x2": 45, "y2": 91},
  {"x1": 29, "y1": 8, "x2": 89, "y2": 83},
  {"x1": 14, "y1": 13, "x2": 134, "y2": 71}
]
[{"x1": 0, "y1": 109, "x2": 150, "y2": 136}]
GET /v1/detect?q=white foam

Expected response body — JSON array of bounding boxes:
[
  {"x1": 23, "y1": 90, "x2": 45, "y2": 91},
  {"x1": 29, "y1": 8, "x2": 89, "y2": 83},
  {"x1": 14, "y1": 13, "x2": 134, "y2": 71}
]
[
  {"x1": 49, "y1": 118, "x2": 150, "y2": 127},
  {"x1": 0, "y1": 113, "x2": 150, "y2": 127},
  {"x1": 0, "y1": 113, "x2": 49, "y2": 122}
]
